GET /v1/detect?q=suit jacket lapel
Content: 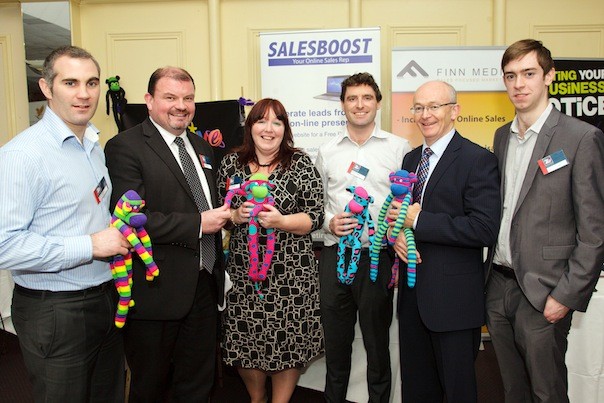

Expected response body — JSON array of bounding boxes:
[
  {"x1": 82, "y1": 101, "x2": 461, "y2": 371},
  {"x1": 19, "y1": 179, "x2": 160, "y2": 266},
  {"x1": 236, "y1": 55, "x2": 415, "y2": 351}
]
[
  {"x1": 513, "y1": 109, "x2": 559, "y2": 217},
  {"x1": 142, "y1": 118, "x2": 196, "y2": 204},
  {"x1": 422, "y1": 131, "x2": 462, "y2": 203},
  {"x1": 405, "y1": 147, "x2": 421, "y2": 172}
]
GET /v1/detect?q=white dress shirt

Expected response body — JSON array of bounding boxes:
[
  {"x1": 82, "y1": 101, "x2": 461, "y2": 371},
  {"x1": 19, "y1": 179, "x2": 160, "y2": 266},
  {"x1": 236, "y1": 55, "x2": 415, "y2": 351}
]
[{"x1": 315, "y1": 124, "x2": 412, "y2": 247}]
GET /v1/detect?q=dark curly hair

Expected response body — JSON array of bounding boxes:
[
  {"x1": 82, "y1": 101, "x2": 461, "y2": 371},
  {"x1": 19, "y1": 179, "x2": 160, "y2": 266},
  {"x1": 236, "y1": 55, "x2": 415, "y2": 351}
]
[{"x1": 340, "y1": 72, "x2": 382, "y2": 102}]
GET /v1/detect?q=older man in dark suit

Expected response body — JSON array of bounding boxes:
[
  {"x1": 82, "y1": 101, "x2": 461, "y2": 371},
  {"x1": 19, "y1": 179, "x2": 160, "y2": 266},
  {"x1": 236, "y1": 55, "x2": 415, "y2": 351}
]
[
  {"x1": 393, "y1": 80, "x2": 501, "y2": 402},
  {"x1": 105, "y1": 67, "x2": 231, "y2": 402},
  {"x1": 486, "y1": 39, "x2": 604, "y2": 403}
]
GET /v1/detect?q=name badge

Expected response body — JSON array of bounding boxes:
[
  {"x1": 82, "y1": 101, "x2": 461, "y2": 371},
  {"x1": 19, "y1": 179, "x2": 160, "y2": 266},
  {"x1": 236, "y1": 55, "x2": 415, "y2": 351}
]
[
  {"x1": 199, "y1": 154, "x2": 212, "y2": 169},
  {"x1": 538, "y1": 150, "x2": 568, "y2": 175},
  {"x1": 93, "y1": 177, "x2": 108, "y2": 204},
  {"x1": 227, "y1": 175, "x2": 242, "y2": 191},
  {"x1": 348, "y1": 162, "x2": 369, "y2": 180}
]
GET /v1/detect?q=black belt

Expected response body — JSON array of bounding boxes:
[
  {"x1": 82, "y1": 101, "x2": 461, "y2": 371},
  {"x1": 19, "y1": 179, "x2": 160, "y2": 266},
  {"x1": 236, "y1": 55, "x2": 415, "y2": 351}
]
[
  {"x1": 14, "y1": 280, "x2": 113, "y2": 299},
  {"x1": 492, "y1": 264, "x2": 516, "y2": 279}
]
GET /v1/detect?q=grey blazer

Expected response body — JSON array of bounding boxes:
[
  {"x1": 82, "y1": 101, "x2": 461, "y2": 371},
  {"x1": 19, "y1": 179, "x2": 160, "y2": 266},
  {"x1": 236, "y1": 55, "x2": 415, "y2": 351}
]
[{"x1": 494, "y1": 107, "x2": 604, "y2": 312}]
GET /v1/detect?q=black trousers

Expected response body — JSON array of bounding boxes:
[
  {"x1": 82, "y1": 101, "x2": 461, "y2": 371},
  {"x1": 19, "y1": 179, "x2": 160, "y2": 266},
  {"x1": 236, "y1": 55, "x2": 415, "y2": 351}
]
[
  {"x1": 319, "y1": 245, "x2": 394, "y2": 403},
  {"x1": 12, "y1": 281, "x2": 125, "y2": 403},
  {"x1": 124, "y1": 270, "x2": 218, "y2": 403},
  {"x1": 398, "y1": 279, "x2": 481, "y2": 403}
]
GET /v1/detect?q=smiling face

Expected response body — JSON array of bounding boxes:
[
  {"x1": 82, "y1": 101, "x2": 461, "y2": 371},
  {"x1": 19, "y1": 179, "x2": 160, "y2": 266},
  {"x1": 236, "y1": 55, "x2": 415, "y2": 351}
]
[
  {"x1": 503, "y1": 50, "x2": 554, "y2": 116},
  {"x1": 341, "y1": 84, "x2": 380, "y2": 132},
  {"x1": 412, "y1": 81, "x2": 459, "y2": 146},
  {"x1": 251, "y1": 107, "x2": 285, "y2": 159},
  {"x1": 144, "y1": 76, "x2": 195, "y2": 135},
  {"x1": 38, "y1": 55, "x2": 100, "y2": 139}
]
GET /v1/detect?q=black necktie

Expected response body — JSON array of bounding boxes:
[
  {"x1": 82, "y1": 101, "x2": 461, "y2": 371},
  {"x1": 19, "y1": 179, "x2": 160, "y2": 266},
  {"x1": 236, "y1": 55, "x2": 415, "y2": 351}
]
[
  {"x1": 413, "y1": 147, "x2": 433, "y2": 204},
  {"x1": 174, "y1": 137, "x2": 215, "y2": 273}
]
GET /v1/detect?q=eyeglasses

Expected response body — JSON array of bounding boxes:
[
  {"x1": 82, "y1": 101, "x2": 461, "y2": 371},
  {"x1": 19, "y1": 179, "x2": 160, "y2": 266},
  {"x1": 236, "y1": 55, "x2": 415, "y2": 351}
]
[{"x1": 410, "y1": 102, "x2": 456, "y2": 115}]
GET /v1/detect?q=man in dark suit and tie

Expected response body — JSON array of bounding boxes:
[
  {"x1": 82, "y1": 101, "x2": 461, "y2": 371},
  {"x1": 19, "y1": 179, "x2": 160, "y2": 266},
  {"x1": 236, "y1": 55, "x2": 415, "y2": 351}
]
[
  {"x1": 105, "y1": 66, "x2": 231, "y2": 402},
  {"x1": 486, "y1": 39, "x2": 604, "y2": 403},
  {"x1": 393, "y1": 80, "x2": 501, "y2": 402}
]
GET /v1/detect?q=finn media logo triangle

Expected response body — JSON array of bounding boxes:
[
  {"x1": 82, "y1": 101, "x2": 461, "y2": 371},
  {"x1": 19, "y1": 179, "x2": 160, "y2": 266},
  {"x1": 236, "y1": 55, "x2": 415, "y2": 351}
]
[{"x1": 397, "y1": 61, "x2": 429, "y2": 78}]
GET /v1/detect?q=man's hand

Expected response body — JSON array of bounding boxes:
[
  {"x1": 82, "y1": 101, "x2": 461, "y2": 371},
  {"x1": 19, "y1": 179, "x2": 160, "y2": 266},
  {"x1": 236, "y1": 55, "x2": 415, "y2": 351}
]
[
  {"x1": 387, "y1": 200, "x2": 402, "y2": 222},
  {"x1": 544, "y1": 295, "x2": 570, "y2": 324},
  {"x1": 393, "y1": 232, "x2": 422, "y2": 264},
  {"x1": 404, "y1": 203, "x2": 421, "y2": 228},
  {"x1": 91, "y1": 227, "x2": 131, "y2": 258},
  {"x1": 201, "y1": 204, "x2": 231, "y2": 234},
  {"x1": 329, "y1": 212, "x2": 358, "y2": 237}
]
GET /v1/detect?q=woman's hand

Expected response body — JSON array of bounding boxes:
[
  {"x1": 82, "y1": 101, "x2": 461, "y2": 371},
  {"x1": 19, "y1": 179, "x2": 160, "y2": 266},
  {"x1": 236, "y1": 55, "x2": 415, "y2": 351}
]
[
  {"x1": 232, "y1": 201, "x2": 254, "y2": 225},
  {"x1": 257, "y1": 204, "x2": 283, "y2": 229}
]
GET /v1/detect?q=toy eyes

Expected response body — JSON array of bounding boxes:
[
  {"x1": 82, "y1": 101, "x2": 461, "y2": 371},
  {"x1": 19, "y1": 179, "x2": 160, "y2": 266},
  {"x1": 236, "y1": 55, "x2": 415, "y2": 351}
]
[{"x1": 123, "y1": 202, "x2": 143, "y2": 212}]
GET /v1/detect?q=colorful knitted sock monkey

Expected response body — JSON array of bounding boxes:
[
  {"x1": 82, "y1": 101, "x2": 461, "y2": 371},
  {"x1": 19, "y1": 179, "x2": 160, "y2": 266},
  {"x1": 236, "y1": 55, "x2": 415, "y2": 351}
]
[
  {"x1": 224, "y1": 173, "x2": 276, "y2": 296},
  {"x1": 369, "y1": 170, "x2": 418, "y2": 288},
  {"x1": 110, "y1": 190, "x2": 159, "y2": 328},
  {"x1": 336, "y1": 186, "x2": 375, "y2": 285}
]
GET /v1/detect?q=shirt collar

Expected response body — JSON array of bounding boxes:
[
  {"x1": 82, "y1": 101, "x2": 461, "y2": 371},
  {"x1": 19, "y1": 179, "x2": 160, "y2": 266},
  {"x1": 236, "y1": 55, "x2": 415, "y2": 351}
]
[
  {"x1": 511, "y1": 103, "x2": 553, "y2": 139},
  {"x1": 149, "y1": 117, "x2": 188, "y2": 147},
  {"x1": 336, "y1": 122, "x2": 384, "y2": 145},
  {"x1": 422, "y1": 128, "x2": 455, "y2": 157},
  {"x1": 43, "y1": 105, "x2": 100, "y2": 147}
]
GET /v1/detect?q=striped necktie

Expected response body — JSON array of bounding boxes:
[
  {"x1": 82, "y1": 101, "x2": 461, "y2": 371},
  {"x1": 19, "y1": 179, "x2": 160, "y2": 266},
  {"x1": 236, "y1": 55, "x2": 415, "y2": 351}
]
[
  {"x1": 174, "y1": 137, "x2": 215, "y2": 273},
  {"x1": 413, "y1": 147, "x2": 433, "y2": 204}
]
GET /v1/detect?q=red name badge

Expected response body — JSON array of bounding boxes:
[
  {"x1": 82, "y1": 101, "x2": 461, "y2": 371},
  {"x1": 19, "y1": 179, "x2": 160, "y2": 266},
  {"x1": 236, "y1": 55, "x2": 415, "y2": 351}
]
[{"x1": 93, "y1": 177, "x2": 108, "y2": 204}]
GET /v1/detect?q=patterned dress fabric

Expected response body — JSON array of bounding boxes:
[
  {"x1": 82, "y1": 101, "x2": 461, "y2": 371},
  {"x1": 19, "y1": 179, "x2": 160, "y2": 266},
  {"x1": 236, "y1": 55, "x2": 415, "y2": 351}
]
[{"x1": 217, "y1": 151, "x2": 324, "y2": 371}]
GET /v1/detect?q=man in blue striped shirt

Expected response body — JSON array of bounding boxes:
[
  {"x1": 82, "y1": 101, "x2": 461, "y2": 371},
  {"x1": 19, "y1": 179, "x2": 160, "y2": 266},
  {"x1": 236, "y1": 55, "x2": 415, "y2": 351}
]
[{"x1": 0, "y1": 46, "x2": 131, "y2": 402}]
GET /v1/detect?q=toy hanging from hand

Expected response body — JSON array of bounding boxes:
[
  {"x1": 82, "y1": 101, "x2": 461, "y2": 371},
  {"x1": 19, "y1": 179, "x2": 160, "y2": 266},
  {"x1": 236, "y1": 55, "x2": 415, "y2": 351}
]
[
  {"x1": 110, "y1": 190, "x2": 159, "y2": 328},
  {"x1": 106, "y1": 75, "x2": 127, "y2": 131},
  {"x1": 224, "y1": 173, "x2": 276, "y2": 296},
  {"x1": 336, "y1": 186, "x2": 375, "y2": 285},
  {"x1": 370, "y1": 170, "x2": 418, "y2": 288}
]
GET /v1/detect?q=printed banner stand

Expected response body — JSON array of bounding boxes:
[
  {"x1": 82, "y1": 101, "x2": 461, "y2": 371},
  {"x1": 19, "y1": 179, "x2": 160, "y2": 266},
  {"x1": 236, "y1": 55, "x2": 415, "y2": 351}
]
[
  {"x1": 391, "y1": 46, "x2": 514, "y2": 149},
  {"x1": 260, "y1": 27, "x2": 381, "y2": 161},
  {"x1": 550, "y1": 59, "x2": 604, "y2": 131}
]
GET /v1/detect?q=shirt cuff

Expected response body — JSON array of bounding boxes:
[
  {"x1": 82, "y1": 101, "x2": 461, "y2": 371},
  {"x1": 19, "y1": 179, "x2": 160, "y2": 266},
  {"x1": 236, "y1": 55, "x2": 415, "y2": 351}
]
[
  {"x1": 324, "y1": 212, "x2": 335, "y2": 233},
  {"x1": 63, "y1": 235, "x2": 94, "y2": 267},
  {"x1": 413, "y1": 212, "x2": 419, "y2": 230}
]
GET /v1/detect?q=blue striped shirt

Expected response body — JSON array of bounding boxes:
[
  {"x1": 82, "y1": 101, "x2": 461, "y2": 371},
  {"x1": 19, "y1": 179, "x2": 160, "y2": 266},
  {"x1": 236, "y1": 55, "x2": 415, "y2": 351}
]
[{"x1": 0, "y1": 106, "x2": 113, "y2": 291}]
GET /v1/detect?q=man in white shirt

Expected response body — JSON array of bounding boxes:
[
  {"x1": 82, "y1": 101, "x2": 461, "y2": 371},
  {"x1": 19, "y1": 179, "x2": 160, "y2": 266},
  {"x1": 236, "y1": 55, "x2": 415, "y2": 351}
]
[{"x1": 315, "y1": 72, "x2": 411, "y2": 403}]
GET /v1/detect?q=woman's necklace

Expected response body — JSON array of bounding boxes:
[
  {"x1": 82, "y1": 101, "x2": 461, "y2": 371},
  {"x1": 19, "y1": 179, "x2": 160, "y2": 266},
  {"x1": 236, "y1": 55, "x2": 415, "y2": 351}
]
[{"x1": 257, "y1": 162, "x2": 272, "y2": 167}]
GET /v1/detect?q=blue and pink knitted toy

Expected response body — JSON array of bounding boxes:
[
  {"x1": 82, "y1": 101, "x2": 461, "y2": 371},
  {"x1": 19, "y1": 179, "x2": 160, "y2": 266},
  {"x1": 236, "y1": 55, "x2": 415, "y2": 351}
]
[
  {"x1": 369, "y1": 170, "x2": 418, "y2": 288},
  {"x1": 110, "y1": 190, "x2": 159, "y2": 328},
  {"x1": 224, "y1": 173, "x2": 276, "y2": 296},
  {"x1": 336, "y1": 186, "x2": 375, "y2": 285}
]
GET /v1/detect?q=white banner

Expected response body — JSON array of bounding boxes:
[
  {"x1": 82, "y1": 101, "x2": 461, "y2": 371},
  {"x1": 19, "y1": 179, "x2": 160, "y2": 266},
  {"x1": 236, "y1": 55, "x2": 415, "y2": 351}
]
[{"x1": 260, "y1": 27, "x2": 381, "y2": 160}]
